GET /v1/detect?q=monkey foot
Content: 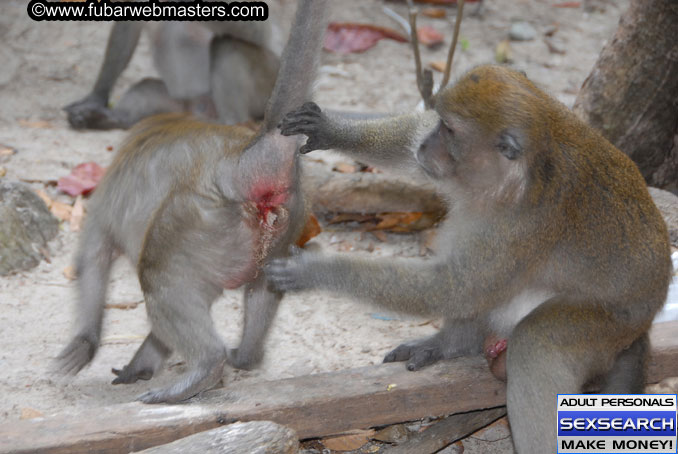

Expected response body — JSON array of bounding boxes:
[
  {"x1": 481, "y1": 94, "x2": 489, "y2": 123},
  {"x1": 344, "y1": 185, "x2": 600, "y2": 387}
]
[
  {"x1": 383, "y1": 341, "x2": 443, "y2": 371},
  {"x1": 64, "y1": 98, "x2": 127, "y2": 130},
  {"x1": 111, "y1": 366, "x2": 153, "y2": 384},
  {"x1": 484, "y1": 336, "x2": 508, "y2": 382},
  {"x1": 136, "y1": 358, "x2": 225, "y2": 404}
]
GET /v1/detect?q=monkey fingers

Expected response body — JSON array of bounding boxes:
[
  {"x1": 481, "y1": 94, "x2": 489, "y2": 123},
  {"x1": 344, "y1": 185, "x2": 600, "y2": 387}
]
[
  {"x1": 278, "y1": 102, "x2": 330, "y2": 154},
  {"x1": 264, "y1": 257, "x2": 307, "y2": 292}
]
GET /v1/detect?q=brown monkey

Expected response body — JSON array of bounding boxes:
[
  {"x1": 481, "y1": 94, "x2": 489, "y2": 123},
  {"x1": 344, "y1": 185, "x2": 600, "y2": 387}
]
[
  {"x1": 64, "y1": 2, "x2": 282, "y2": 130},
  {"x1": 56, "y1": 0, "x2": 329, "y2": 404},
  {"x1": 266, "y1": 66, "x2": 672, "y2": 452}
]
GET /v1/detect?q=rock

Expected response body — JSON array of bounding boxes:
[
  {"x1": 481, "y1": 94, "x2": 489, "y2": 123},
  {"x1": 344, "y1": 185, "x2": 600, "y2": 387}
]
[
  {"x1": 0, "y1": 180, "x2": 59, "y2": 275},
  {"x1": 648, "y1": 187, "x2": 678, "y2": 246},
  {"x1": 509, "y1": 22, "x2": 537, "y2": 41},
  {"x1": 137, "y1": 421, "x2": 299, "y2": 454}
]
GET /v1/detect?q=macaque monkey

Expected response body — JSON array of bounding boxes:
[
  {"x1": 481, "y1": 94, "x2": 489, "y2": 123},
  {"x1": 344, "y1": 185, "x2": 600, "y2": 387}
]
[
  {"x1": 64, "y1": 2, "x2": 283, "y2": 130},
  {"x1": 56, "y1": 0, "x2": 329, "y2": 404},
  {"x1": 266, "y1": 66, "x2": 672, "y2": 452}
]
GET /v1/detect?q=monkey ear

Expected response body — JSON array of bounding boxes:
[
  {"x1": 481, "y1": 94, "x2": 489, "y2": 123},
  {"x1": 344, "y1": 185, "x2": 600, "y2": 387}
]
[{"x1": 497, "y1": 131, "x2": 522, "y2": 160}]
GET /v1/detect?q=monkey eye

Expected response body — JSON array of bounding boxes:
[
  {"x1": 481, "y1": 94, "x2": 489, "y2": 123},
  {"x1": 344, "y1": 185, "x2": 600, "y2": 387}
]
[{"x1": 497, "y1": 132, "x2": 522, "y2": 160}]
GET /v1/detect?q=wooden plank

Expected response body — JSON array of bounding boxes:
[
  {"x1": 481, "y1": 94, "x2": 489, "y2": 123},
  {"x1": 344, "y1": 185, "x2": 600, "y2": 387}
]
[{"x1": 0, "y1": 321, "x2": 675, "y2": 454}]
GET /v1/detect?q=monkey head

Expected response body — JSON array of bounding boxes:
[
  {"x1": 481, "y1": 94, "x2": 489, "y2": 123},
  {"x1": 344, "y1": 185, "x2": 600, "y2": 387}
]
[{"x1": 420, "y1": 66, "x2": 559, "y2": 204}]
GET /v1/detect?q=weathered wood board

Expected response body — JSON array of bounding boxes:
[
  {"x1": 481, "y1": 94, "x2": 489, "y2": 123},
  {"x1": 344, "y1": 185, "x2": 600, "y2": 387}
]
[{"x1": 1, "y1": 321, "x2": 676, "y2": 454}]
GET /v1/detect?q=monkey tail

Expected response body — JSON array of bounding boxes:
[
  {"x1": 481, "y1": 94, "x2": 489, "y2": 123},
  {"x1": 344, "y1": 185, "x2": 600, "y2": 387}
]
[{"x1": 261, "y1": 0, "x2": 329, "y2": 131}]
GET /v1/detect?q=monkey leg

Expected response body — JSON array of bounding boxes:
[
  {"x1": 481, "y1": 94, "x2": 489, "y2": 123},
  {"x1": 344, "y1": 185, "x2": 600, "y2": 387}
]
[
  {"x1": 136, "y1": 279, "x2": 227, "y2": 404},
  {"x1": 228, "y1": 274, "x2": 282, "y2": 370},
  {"x1": 600, "y1": 333, "x2": 648, "y2": 393},
  {"x1": 111, "y1": 332, "x2": 171, "y2": 384},
  {"x1": 506, "y1": 301, "x2": 642, "y2": 454},
  {"x1": 383, "y1": 319, "x2": 483, "y2": 371}
]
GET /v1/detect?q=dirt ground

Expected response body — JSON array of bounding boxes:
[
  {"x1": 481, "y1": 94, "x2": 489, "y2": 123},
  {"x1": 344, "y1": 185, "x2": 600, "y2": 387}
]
[{"x1": 0, "y1": 0, "x2": 638, "y2": 450}]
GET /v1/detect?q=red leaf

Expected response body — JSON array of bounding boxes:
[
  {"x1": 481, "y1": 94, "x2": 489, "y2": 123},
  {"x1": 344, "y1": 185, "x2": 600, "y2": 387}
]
[
  {"x1": 417, "y1": 26, "x2": 444, "y2": 47},
  {"x1": 324, "y1": 22, "x2": 408, "y2": 54},
  {"x1": 57, "y1": 162, "x2": 106, "y2": 196}
]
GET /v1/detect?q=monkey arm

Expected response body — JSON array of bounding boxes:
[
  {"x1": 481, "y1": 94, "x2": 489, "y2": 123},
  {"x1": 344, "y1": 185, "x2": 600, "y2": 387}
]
[
  {"x1": 266, "y1": 249, "x2": 451, "y2": 315},
  {"x1": 280, "y1": 102, "x2": 439, "y2": 172},
  {"x1": 90, "y1": 22, "x2": 143, "y2": 104}
]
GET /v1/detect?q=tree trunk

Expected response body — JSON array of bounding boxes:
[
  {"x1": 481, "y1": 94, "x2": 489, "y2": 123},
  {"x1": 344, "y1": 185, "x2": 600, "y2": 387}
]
[{"x1": 573, "y1": 0, "x2": 678, "y2": 190}]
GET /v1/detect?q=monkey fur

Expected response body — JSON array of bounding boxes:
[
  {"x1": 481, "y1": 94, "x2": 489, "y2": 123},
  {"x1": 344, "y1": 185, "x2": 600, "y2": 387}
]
[
  {"x1": 56, "y1": 0, "x2": 328, "y2": 404},
  {"x1": 64, "y1": 1, "x2": 283, "y2": 130},
  {"x1": 266, "y1": 66, "x2": 672, "y2": 453}
]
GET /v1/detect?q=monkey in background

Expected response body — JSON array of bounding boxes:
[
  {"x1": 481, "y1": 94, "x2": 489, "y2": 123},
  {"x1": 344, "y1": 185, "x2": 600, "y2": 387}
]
[
  {"x1": 266, "y1": 66, "x2": 672, "y2": 452},
  {"x1": 64, "y1": 2, "x2": 283, "y2": 130},
  {"x1": 56, "y1": 0, "x2": 328, "y2": 404}
]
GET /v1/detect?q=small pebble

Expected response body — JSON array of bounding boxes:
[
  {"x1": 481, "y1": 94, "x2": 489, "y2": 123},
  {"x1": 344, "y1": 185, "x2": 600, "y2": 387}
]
[{"x1": 509, "y1": 21, "x2": 537, "y2": 41}]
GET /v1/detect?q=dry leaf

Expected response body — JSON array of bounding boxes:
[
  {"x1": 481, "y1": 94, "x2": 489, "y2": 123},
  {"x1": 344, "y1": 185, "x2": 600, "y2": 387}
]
[
  {"x1": 63, "y1": 265, "x2": 77, "y2": 281},
  {"x1": 0, "y1": 145, "x2": 16, "y2": 156},
  {"x1": 328, "y1": 213, "x2": 375, "y2": 225},
  {"x1": 324, "y1": 22, "x2": 408, "y2": 54},
  {"x1": 57, "y1": 162, "x2": 106, "y2": 196},
  {"x1": 430, "y1": 60, "x2": 447, "y2": 73},
  {"x1": 106, "y1": 145, "x2": 114, "y2": 152},
  {"x1": 70, "y1": 196, "x2": 85, "y2": 232},
  {"x1": 0, "y1": 166, "x2": 5, "y2": 177},
  {"x1": 18, "y1": 119, "x2": 54, "y2": 129},
  {"x1": 105, "y1": 300, "x2": 144, "y2": 310},
  {"x1": 417, "y1": 26, "x2": 444, "y2": 47},
  {"x1": 422, "y1": 7, "x2": 447, "y2": 18},
  {"x1": 50, "y1": 200, "x2": 72, "y2": 222},
  {"x1": 322, "y1": 429, "x2": 375, "y2": 451},
  {"x1": 296, "y1": 214, "x2": 322, "y2": 247},
  {"x1": 20, "y1": 408, "x2": 44, "y2": 420}
]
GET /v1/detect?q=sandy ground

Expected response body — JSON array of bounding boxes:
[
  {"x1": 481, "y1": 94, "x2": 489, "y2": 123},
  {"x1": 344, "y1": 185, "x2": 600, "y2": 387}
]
[{"x1": 0, "y1": 0, "x2": 636, "y2": 449}]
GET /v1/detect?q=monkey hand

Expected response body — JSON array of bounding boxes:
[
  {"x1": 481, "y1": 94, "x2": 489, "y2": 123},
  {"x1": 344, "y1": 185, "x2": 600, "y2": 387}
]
[
  {"x1": 265, "y1": 246, "x2": 314, "y2": 292},
  {"x1": 279, "y1": 102, "x2": 332, "y2": 154}
]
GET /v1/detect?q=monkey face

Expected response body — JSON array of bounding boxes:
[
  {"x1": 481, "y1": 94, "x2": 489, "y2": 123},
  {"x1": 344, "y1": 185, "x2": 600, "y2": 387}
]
[
  {"x1": 416, "y1": 120, "x2": 457, "y2": 179},
  {"x1": 418, "y1": 110, "x2": 528, "y2": 203}
]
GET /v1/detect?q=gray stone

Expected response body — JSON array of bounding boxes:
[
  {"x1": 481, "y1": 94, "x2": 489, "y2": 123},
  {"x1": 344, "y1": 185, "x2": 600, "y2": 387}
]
[
  {"x1": 0, "y1": 180, "x2": 58, "y2": 275},
  {"x1": 509, "y1": 22, "x2": 537, "y2": 41}
]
